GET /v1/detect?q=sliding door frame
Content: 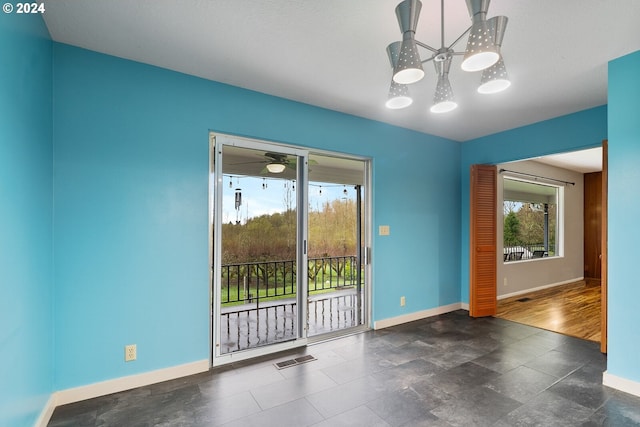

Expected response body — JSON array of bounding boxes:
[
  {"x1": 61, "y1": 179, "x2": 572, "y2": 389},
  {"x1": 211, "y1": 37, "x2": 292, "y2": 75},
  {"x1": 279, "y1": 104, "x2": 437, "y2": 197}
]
[
  {"x1": 210, "y1": 134, "x2": 309, "y2": 366},
  {"x1": 208, "y1": 132, "x2": 372, "y2": 366}
]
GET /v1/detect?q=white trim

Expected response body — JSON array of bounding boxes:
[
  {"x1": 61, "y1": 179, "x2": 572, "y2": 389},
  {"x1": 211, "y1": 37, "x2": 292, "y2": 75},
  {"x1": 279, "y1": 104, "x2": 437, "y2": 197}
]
[
  {"x1": 373, "y1": 303, "x2": 462, "y2": 329},
  {"x1": 497, "y1": 277, "x2": 584, "y2": 300},
  {"x1": 35, "y1": 360, "x2": 209, "y2": 427},
  {"x1": 54, "y1": 360, "x2": 209, "y2": 407},
  {"x1": 461, "y1": 302, "x2": 469, "y2": 311},
  {"x1": 212, "y1": 339, "x2": 308, "y2": 367},
  {"x1": 34, "y1": 394, "x2": 57, "y2": 427},
  {"x1": 603, "y1": 371, "x2": 640, "y2": 397}
]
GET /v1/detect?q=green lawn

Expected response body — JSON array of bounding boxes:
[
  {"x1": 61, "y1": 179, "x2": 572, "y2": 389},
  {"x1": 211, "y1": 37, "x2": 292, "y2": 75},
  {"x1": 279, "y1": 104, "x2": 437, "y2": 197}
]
[{"x1": 220, "y1": 279, "x2": 361, "y2": 307}]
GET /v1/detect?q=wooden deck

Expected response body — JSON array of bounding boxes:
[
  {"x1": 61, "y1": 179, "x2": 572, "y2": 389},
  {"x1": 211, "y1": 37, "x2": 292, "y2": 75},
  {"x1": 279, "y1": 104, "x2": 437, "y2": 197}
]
[
  {"x1": 496, "y1": 279, "x2": 601, "y2": 342},
  {"x1": 219, "y1": 289, "x2": 363, "y2": 354}
]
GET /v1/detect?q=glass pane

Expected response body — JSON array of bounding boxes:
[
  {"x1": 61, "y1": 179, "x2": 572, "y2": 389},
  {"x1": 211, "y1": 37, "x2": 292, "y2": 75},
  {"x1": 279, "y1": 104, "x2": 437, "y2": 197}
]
[
  {"x1": 503, "y1": 178, "x2": 558, "y2": 261},
  {"x1": 219, "y1": 145, "x2": 298, "y2": 354},
  {"x1": 307, "y1": 154, "x2": 365, "y2": 336}
]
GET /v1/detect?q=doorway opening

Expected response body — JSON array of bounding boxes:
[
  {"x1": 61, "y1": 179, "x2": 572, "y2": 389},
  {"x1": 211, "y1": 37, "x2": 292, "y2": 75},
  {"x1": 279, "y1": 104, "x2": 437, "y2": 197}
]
[{"x1": 493, "y1": 146, "x2": 605, "y2": 344}]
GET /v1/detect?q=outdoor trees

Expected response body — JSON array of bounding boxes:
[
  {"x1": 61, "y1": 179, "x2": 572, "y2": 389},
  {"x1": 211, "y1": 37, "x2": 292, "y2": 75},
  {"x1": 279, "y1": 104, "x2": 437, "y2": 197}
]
[
  {"x1": 308, "y1": 199, "x2": 357, "y2": 258},
  {"x1": 503, "y1": 211, "x2": 521, "y2": 246},
  {"x1": 503, "y1": 201, "x2": 557, "y2": 249},
  {"x1": 222, "y1": 198, "x2": 358, "y2": 264}
]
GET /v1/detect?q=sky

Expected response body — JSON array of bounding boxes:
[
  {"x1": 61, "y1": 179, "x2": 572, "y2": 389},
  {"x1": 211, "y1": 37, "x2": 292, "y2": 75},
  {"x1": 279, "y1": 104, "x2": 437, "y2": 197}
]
[{"x1": 222, "y1": 175, "x2": 357, "y2": 224}]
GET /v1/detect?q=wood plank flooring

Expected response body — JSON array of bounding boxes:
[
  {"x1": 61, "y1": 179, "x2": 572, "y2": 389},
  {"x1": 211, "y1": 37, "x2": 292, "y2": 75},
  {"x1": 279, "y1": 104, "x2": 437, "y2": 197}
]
[{"x1": 496, "y1": 280, "x2": 601, "y2": 342}]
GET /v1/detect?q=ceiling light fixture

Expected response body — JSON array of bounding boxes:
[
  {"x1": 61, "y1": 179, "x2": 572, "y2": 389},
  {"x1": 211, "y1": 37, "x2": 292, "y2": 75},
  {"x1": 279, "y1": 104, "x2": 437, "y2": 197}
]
[
  {"x1": 266, "y1": 163, "x2": 286, "y2": 174},
  {"x1": 386, "y1": 0, "x2": 510, "y2": 112}
]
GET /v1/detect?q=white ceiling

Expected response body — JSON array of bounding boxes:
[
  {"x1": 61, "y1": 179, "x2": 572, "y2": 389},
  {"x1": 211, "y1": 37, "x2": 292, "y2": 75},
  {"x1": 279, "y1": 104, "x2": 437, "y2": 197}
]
[
  {"x1": 42, "y1": 0, "x2": 640, "y2": 142},
  {"x1": 533, "y1": 147, "x2": 602, "y2": 174}
]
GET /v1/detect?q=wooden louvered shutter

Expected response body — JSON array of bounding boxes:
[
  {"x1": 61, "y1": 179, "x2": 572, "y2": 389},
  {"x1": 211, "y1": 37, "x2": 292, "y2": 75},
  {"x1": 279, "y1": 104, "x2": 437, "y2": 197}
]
[{"x1": 470, "y1": 164, "x2": 497, "y2": 317}]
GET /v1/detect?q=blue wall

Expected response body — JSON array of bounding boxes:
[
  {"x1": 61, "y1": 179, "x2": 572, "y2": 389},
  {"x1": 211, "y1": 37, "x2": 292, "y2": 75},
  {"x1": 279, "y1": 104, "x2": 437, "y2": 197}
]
[
  {"x1": 460, "y1": 105, "x2": 608, "y2": 302},
  {"x1": 52, "y1": 44, "x2": 461, "y2": 390},
  {"x1": 607, "y1": 50, "x2": 640, "y2": 383},
  {"x1": 0, "y1": 13, "x2": 53, "y2": 427}
]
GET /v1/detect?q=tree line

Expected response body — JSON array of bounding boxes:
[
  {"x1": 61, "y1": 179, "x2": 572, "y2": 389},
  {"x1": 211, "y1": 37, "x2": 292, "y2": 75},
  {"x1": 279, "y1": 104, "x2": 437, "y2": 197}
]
[
  {"x1": 503, "y1": 201, "x2": 556, "y2": 247},
  {"x1": 222, "y1": 198, "x2": 358, "y2": 265}
]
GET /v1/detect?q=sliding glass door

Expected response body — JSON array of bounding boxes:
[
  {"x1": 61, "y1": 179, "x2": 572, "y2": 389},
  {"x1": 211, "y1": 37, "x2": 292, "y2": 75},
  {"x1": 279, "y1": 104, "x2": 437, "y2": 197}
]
[{"x1": 210, "y1": 133, "x2": 370, "y2": 364}]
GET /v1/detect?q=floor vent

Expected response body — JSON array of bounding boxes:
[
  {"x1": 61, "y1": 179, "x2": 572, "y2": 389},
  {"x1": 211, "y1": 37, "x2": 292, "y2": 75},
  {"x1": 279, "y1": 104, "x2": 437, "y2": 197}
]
[
  {"x1": 274, "y1": 355, "x2": 317, "y2": 370},
  {"x1": 516, "y1": 297, "x2": 532, "y2": 302}
]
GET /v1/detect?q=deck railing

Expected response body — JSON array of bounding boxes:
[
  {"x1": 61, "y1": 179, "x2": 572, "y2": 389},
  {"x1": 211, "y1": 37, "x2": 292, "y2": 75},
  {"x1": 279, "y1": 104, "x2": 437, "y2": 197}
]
[
  {"x1": 220, "y1": 255, "x2": 362, "y2": 305},
  {"x1": 218, "y1": 255, "x2": 364, "y2": 353},
  {"x1": 504, "y1": 244, "x2": 551, "y2": 261}
]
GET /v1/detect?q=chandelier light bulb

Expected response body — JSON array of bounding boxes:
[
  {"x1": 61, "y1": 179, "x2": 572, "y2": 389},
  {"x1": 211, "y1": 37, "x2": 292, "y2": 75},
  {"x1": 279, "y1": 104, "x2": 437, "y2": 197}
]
[
  {"x1": 430, "y1": 101, "x2": 458, "y2": 113},
  {"x1": 386, "y1": 95, "x2": 413, "y2": 110}
]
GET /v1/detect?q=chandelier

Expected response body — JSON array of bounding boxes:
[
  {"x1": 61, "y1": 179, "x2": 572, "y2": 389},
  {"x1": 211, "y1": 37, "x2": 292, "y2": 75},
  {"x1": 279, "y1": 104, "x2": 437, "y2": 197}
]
[{"x1": 385, "y1": 0, "x2": 510, "y2": 113}]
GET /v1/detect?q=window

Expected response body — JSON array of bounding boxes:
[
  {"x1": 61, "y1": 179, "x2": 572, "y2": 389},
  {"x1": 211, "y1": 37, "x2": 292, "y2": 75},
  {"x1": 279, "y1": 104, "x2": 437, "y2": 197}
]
[{"x1": 503, "y1": 177, "x2": 561, "y2": 261}]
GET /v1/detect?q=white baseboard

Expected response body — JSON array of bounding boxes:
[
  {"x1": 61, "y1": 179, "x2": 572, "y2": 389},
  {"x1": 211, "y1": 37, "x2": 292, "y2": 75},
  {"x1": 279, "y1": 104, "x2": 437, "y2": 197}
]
[
  {"x1": 34, "y1": 394, "x2": 57, "y2": 427},
  {"x1": 36, "y1": 359, "x2": 209, "y2": 426},
  {"x1": 497, "y1": 277, "x2": 584, "y2": 300},
  {"x1": 55, "y1": 359, "x2": 210, "y2": 406},
  {"x1": 603, "y1": 371, "x2": 640, "y2": 397},
  {"x1": 460, "y1": 302, "x2": 469, "y2": 311},
  {"x1": 373, "y1": 302, "x2": 462, "y2": 329}
]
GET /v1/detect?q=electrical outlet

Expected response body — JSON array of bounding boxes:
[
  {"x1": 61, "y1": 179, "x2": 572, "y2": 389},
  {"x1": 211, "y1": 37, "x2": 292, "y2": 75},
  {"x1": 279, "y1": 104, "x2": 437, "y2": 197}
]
[
  {"x1": 125, "y1": 344, "x2": 137, "y2": 362},
  {"x1": 504, "y1": 277, "x2": 508, "y2": 287},
  {"x1": 379, "y1": 225, "x2": 390, "y2": 236},
  {"x1": 400, "y1": 296, "x2": 406, "y2": 307}
]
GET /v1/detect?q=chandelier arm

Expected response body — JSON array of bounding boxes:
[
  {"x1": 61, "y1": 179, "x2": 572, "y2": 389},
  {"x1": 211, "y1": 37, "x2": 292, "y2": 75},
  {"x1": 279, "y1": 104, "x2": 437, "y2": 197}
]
[
  {"x1": 415, "y1": 40, "x2": 439, "y2": 54},
  {"x1": 440, "y1": 0, "x2": 445, "y2": 48},
  {"x1": 420, "y1": 56, "x2": 436, "y2": 65},
  {"x1": 447, "y1": 26, "x2": 472, "y2": 50}
]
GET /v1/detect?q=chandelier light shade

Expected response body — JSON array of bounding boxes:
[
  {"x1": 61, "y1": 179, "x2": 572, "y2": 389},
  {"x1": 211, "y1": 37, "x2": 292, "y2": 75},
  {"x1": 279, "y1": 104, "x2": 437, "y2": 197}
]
[
  {"x1": 392, "y1": 0, "x2": 425, "y2": 84},
  {"x1": 490, "y1": 15, "x2": 508, "y2": 54},
  {"x1": 386, "y1": 81, "x2": 413, "y2": 109},
  {"x1": 461, "y1": 20, "x2": 499, "y2": 71},
  {"x1": 266, "y1": 163, "x2": 286, "y2": 174},
  {"x1": 384, "y1": 0, "x2": 510, "y2": 112},
  {"x1": 478, "y1": 16, "x2": 510, "y2": 93},
  {"x1": 386, "y1": 41, "x2": 413, "y2": 109},
  {"x1": 461, "y1": 0, "x2": 499, "y2": 71},
  {"x1": 393, "y1": 39, "x2": 425, "y2": 84},
  {"x1": 431, "y1": 58, "x2": 457, "y2": 113},
  {"x1": 478, "y1": 58, "x2": 510, "y2": 94}
]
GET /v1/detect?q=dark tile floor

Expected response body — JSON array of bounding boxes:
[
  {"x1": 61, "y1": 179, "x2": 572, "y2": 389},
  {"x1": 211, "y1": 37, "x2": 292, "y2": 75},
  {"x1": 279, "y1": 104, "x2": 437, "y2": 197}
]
[{"x1": 48, "y1": 311, "x2": 640, "y2": 426}]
